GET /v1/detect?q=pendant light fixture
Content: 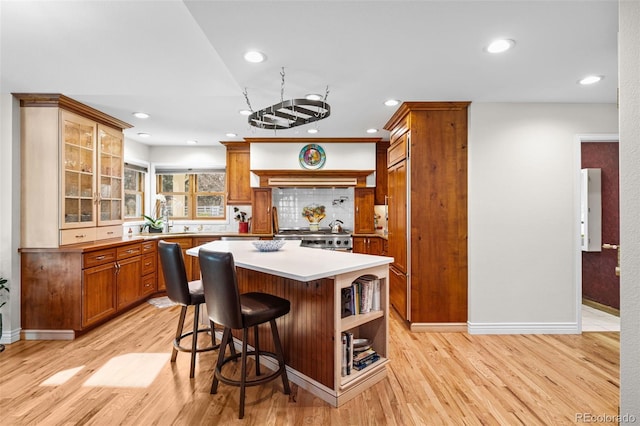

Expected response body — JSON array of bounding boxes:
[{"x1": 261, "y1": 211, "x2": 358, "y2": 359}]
[{"x1": 243, "y1": 67, "x2": 331, "y2": 130}]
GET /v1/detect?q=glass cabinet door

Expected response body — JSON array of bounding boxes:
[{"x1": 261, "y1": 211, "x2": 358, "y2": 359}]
[
  {"x1": 97, "y1": 125, "x2": 124, "y2": 225},
  {"x1": 61, "y1": 111, "x2": 96, "y2": 228}
]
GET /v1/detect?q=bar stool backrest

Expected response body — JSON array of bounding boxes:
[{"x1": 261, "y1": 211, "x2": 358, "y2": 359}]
[
  {"x1": 198, "y1": 249, "x2": 244, "y2": 330},
  {"x1": 158, "y1": 240, "x2": 191, "y2": 306}
]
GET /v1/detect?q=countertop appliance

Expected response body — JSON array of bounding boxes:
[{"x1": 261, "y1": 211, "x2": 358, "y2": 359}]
[{"x1": 274, "y1": 228, "x2": 353, "y2": 251}]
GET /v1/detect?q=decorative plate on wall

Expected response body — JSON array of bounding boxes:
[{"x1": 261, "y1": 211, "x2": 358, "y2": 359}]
[{"x1": 299, "y1": 144, "x2": 326, "y2": 170}]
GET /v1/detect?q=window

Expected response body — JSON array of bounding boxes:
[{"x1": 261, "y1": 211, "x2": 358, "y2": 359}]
[
  {"x1": 156, "y1": 170, "x2": 226, "y2": 220},
  {"x1": 124, "y1": 163, "x2": 146, "y2": 220}
]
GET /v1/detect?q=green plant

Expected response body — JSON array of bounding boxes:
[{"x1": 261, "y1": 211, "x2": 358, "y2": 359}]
[
  {"x1": 0, "y1": 277, "x2": 8, "y2": 309},
  {"x1": 143, "y1": 214, "x2": 164, "y2": 230}
]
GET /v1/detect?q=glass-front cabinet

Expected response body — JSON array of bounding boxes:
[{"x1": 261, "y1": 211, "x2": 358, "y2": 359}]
[
  {"x1": 98, "y1": 125, "x2": 124, "y2": 225},
  {"x1": 62, "y1": 111, "x2": 97, "y2": 228},
  {"x1": 60, "y1": 111, "x2": 124, "y2": 229},
  {"x1": 18, "y1": 93, "x2": 131, "y2": 247}
]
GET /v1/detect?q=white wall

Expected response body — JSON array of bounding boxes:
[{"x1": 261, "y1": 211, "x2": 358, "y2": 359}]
[
  {"x1": 0, "y1": 94, "x2": 21, "y2": 344},
  {"x1": 250, "y1": 143, "x2": 376, "y2": 170},
  {"x1": 619, "y1": 0, "x2": 640, "y2": 418},
  {"x1": 468, "y1": 103, "x2": 618, "y2": 333}
]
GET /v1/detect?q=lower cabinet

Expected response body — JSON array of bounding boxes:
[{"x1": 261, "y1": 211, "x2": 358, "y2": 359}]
[
  {"x1": 21, "y1": 240, "x2": 158, "y2": 338},
  {"x1": 352, "y1": 236, "x2": 385, "y2": 255},
  {"x1": 389, "y1": 265, "x2": 407, "y2": 320},
  {"x1": 157, "y1": 237, "x2": 194, "y2": 290}
]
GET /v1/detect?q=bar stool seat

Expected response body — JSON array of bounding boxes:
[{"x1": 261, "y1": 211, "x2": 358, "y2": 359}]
[{"x1": 198, "y1": 249, "x2": 291, "y2": 419}]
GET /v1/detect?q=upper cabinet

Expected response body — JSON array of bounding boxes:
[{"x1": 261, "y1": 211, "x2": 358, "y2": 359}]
[
  {"x1": 16, "y1": 94, "x2": 132, "y2": 248},
  {"x1": 222, "y1": 142, "x2": 252, "y2": 205},
  {"x1": 375, "y1": 141, "x2": 390, "y2": 205}
]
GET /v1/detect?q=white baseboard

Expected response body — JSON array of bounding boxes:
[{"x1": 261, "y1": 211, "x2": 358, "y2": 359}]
[
  {"x1": 409, "y1": 322, "x2": 467, "y2": 332},
  {"x1": 1, "y1": 327, "x2": 22, "y2": 344},
  {"x1": 467, "y1": 321, "x2": 580, "y2": 334},
  {"x1": 21, "y1": 329, "x2": 75, "y2": 340}
]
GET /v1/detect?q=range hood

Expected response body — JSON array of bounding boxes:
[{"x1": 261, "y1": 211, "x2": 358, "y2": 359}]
[{"x1": 251, "y1": 169, "x2": 373, "y2": 187}]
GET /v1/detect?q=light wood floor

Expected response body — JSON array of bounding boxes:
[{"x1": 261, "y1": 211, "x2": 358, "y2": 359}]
[{"x1": 0, "y1": 302, "x2": 619, "y2": 425}]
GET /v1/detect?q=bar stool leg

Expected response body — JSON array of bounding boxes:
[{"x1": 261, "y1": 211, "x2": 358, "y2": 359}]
[
  {"x1": 254, "y1": 325, "x2": 261, "y2": 376},
  {"x1": 189, "y1": 304, "x2": 200, "y2": 378},
  {"x1": 239, "y1": 327, "x2": 249, "y2": 419},
  {"x1": 211, "y1": 327, "x2": 232, "y2": 394},
  {"x1": 172, "y1": 306, "x2": 188, "y2": 363},
  {"x1": 270, "y1": 319, "x2": 291, "y2": 394}
]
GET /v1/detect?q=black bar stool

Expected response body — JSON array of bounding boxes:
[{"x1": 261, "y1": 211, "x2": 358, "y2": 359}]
[
  {"x1": 198, "y1": 248, "x2": 291, "y2": 419},
  {"x1": 158, "y1": 240, "x2": 221, "y2": 378}
]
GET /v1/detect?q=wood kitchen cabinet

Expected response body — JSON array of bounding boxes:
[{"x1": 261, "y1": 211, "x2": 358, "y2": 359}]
[
  {"x1": 353, "y1": 236, "x2": 384, "y2": 255},
  {"x1": 384, "y1": 102, "x2": 469, "y2": 327},
  {"x1": 16, "y1": 94, "x2": 131, "y2": 248},
  {"x1": 354, "y1": 188, "x2": 375, "y2": 234},
  {"x1": 375, "y1": 141, "x2": 390, "y2": 205},
  {"x1": 222, "y1": 142, "x2": 252, "y2": 205},
  {"x1": 21, "y1": 239, "x2": 158, "y2": 339},
  {"x1": 251, "y1": 188, "x2": 272, "y2": 234}
]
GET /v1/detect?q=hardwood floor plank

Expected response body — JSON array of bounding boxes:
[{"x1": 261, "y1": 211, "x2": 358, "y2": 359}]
[{"x1": 0, "y1": 302, "x2": 619, "y2": 425}]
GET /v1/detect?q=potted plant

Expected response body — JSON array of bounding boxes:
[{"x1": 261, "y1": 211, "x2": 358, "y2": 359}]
[
  {"x1": 234, "y1": 207, "x2": 249, "y2": 233},
  {"x1": 143, "y1": 214, "x2": 164, "y2": 233},
  {"x1": 0, "y1": 276, "x2": 9, "y2": 352}
]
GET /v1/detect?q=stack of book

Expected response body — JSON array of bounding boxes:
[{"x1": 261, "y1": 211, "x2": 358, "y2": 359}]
[
  {"x1": 340, "y1": 275, "x2": 381, "y2": 318},
  {"x1": 353, "y1": 348, "x2": 380, "y2": 371},
  {"x1": 341, "y1": 332, "x2": 380, "y2": 376}
]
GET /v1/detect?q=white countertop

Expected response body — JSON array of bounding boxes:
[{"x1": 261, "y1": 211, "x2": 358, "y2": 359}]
[{"x1": 186, "y1": 240, "x2": 393, "y2": 281}]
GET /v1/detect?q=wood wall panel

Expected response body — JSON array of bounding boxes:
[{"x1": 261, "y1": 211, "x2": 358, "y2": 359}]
[{"x1": 236, "y1": 268, "x2": 335, "y2": 389}]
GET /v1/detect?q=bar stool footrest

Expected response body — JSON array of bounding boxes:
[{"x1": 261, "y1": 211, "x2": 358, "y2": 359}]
[
  {"x1": 215, "y1": 350, "x2": 286, "y2": 388},
  {"x1": 173, "y1": 327, "x2": 220, "y2": 354}
]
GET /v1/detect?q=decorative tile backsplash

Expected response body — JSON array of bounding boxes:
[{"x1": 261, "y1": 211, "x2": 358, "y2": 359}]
[{"x1": 273, "y1": 187, "x2": 355, "y2": 230}]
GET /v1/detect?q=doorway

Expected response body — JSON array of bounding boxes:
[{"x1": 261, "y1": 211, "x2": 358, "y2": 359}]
[{"x1": 578, "y1": 136, "x2": 620, "y2": 332}]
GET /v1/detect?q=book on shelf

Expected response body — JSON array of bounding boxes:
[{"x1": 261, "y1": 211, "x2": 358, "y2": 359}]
[
  {"x1": 351, "y1": 275, "x2": 380, "y2": 314},
  {"x1": 341, "y1": 287, "x2": 353, "y2": 318},
  {"x1": 353, "y1": 353, "x2": 381, "y2": 371},
  {"x1": 341, "y1": 331, "x2": 354, "y2": 376}
]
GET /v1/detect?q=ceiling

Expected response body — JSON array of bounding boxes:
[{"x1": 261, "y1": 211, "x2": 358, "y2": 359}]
[{"x1": 1, "y1": 0, "x2": 618, "y2": 147}]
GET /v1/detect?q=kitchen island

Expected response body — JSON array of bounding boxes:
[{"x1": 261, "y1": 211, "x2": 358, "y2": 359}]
[{"x1": 186, "y1": 240, "x2": 393, "y2": 407}]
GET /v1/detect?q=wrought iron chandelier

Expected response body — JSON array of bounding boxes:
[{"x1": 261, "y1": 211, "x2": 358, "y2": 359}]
[{"x1": 243, "y1": 67, "x2": 331, "y2": 130}]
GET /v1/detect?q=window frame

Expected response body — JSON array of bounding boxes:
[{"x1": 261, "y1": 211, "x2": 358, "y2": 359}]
[
  {"x1": 123, "y1": 163, "x2": 147, "y2": 221},
  {"x1": 155, "y1": 170, "x2": 226, "y2": 220}
]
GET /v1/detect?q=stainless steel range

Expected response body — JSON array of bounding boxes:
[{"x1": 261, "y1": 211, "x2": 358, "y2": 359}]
[{"x1": 274, "y1": 228, "x2": 353, "y2": 251}]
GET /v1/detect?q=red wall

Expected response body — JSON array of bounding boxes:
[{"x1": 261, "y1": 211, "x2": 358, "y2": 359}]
[{"x1": 581, "y1": 142, "x2": 619, "y2": 309}]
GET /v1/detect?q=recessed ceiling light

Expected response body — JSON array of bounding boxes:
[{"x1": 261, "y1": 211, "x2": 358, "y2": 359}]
[
  {"x1": 137, "y1": 132, "x2": 151, "y2": 138},
  {"x1": 307, "y1": 129, "x2": 319, "y2": 134},
  {"x1": 384, "y1": 99, "x2": 399, "y2": 107},
  {"x1": 579, "y1": 75, "x2": 603, "y2": 85},
  {"x1": 244, "y1": 50, "x2": 266, "y2": 63},
  {"x1": 186, "y1": 140, "x2": 198, "y2": 145},
  {"x1": 225, "y1": 133, "x2": 237, "y2": 138},
  {"x1": 239, "y1": 109, "x2": 252, "y2": 116},
  {"x1": 305, "y1": 94, "x2": 323, "y2": 101},
  {"x1": 486, "y1": 39, "x2": 515, "y2": 54},
  {"x1": 367, "y1": 128, "x2": 378, "y2": 134},
  {"x1": 132, "y1": 112, "x2": 150, "y2": 119}
]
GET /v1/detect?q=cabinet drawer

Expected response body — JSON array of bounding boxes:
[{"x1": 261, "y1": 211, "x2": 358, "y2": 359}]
[
  {"x1": 387, "y1": 136, "x2": 407, "y2": 167},
  {"x1": 141, "y1": 252, "x2": 156, "y2": 276},
  {"x1": 140, "y1": 273, "x2": 157, "y2": 297},
  {"x1": 117, "y1": 243, "x2": 142, "y2": 260},
  {"x1": 389, "y1": 115, "x2": 409, "y2": 143},
  {"x1": 96, "y1": 225, "x2": 123, "y2": 240},
  {"x1": 84, "y1": 248, "x2": 117, "y2": 268},
  {"x1": 141, "y1": 241, "x2": 156, "y2": 254},
  {"x1": 60, "y1": 228, "x2": 97, "y2": 246}
]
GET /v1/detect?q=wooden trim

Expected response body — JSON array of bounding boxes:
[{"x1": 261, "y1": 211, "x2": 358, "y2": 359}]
[
  {"x1": 12, "y1": 93, "x2": 133, "y2": 130},
  {"x1": 383, "y1": 101, "x2": 470, "y2": 131},
  {"x1": 409, "y1": 322, "x2": 468, "y2": 333},
  {"x1": 582, "y1": 298, "x2": 620, "y2": 317},
  {"x1": 244, "y1": 137, "x2": 382, "y2": 143},
  {"x1": 252, "y1": 169, "x2": 373, "y2": 187}
]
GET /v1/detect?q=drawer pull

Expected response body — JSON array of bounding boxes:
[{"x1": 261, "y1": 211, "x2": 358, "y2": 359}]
[
  {"x1": 145, "y1": 262, "x2": 151, "y2": 267},
  {"x1": 95, "y1": 255, "x2": 106, "y2": 260},
  {"x1": 76, "y1": 234, "x2": 86, "y2": 238},
  {"x1": 126, "y1": 249, "x2": 134, "y2": 253},
  {"x1": 107, "y1": 231, "x2": 114, "y2": 235}
]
